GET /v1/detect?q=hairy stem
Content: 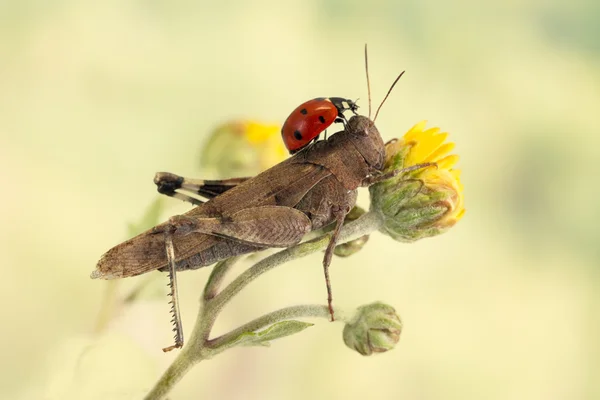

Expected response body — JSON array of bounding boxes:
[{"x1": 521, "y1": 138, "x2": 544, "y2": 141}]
[
  {"x1": 210, "y1": 210, "x2": 384, "y2": 314},
  {"x1": 143, "y1": 345, "x2": 201, "y2": 400},
  {"x1": 144, "y1": 209, "x2": 384, "y2": 400},
  {"x1": 203, "y1": 256, "x2": 241, "y2": 301},
  {"x1": 208, "y1": 304, "x2": 346, "y2": 349}
]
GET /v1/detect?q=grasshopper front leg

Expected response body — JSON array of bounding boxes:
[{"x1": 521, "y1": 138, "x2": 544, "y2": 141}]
[
  {"x1": 362, "y1": 162, "x2": 437, "y2": 186},
  {"x1": 321, "y1": 208, "x2": 350, "y2": 321}
]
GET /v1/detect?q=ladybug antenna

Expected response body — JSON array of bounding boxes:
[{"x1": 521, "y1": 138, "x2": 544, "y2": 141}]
[
  {"x1": 364, "y1": 44, "x2": 372, "y2": 119},
  {"x1": 373, "y1": 70, "x2": 405, "y2": 123}
]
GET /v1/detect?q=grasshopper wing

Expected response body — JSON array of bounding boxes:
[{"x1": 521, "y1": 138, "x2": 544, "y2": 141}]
[
  {"x1": 93, "y1": 162, "x2": 332, "y2": 280},
  {"x1": 192, "y1": 206, "x2": 311, "y2": 247}
]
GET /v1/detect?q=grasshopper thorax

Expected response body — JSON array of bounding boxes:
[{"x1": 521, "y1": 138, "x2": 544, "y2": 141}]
[{"x1": 345, "y1": 115, "x2": 386, "y2": 172}]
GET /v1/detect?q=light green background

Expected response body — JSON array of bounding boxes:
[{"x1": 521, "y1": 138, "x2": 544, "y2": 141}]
[{"x1": 1, "y1": 1, "x2": 598, "y2": 399}]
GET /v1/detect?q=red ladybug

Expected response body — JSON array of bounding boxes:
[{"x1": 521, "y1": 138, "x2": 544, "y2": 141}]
[{"x1": 281, "y1": 97, "x2": 358, "y2": 153}]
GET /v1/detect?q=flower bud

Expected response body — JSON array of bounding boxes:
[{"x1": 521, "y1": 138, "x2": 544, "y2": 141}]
[
  {"x1": 343, "y1": 302, "x2": 402, "y2": 356},
  {"x1": 369, "y1": 121, "x2": 465, "y2": 242},
  {"x1": 200, "y1": 120, "x2": 286, "y2": 177},
  {"x1": 334, "y1": 206, "x2": 370, "y2": 257}
]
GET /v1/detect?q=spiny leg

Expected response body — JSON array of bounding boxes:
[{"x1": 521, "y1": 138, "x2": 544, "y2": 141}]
[
  {"x1": 162, "y1": 231, "x2": 184, "y2": 352},
  {"x1": 362, "y1": 162, "x2": 437, "y2": 186},
  {"x1": 322, "y1": 211, "x2": 348, "y2": 321}
]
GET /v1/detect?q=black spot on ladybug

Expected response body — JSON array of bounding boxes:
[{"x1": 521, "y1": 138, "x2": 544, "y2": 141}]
[
  {"x1": 300, "y1": 108, "x2": 308, "y2": 115},
  {"x1": 319, "y1": 116, "x2": 326, "y2": 124},
  {"x1": 294, "y1": 130, "x2": 303, "y2": 140}
]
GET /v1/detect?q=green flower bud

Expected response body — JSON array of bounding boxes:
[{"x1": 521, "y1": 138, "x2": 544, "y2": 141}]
[
  {"x1": 370, "y1": 121, "x2": 465, "y2": 242},
  {"x1": 200, "y1": 120, "x2": 286, "y2": 177},
  {"x1": 334, "y1": 234, "x2": 369, "y2": 257},
  {"x1": 343, "y1": 302, "x2": 402, "y2": 356},
  {"x1": 334, "y1": 206, "x2": 370, "y2": 257}
]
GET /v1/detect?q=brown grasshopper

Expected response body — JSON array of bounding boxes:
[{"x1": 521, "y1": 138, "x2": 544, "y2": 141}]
[{"x1": 92, "y1": 46, "x2": 432, "y2": 351}]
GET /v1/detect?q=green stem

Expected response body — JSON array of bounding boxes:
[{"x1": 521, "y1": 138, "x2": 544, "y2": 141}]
[
  {"x1": 143, "y1": 344, "x2": 202, "y2": 400},
  {"x1": 210, "y1": 210, "x2": 384, "y2": 314},
  {"x1": 208, "y1": 304, "x2": 343, "y2": 349},
  {"x1": 144, "y1": 210, "x2": 384, "y2": 400},
  {"x1": 203, "y1": 257, "x2": 240, "y2": 301}
]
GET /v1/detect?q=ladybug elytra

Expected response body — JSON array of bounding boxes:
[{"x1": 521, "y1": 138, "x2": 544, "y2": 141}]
[{"x1": 281, "y1": 97, "x2": 358, "y2": 154}]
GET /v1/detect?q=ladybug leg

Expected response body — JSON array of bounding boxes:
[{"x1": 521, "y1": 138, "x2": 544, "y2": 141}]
[
  {"x1": 350, "y1": 99, "x2": 360, "y2": 115},
  {"x1": 335, "y1": 116, "x2": 348, "y2": 128}
]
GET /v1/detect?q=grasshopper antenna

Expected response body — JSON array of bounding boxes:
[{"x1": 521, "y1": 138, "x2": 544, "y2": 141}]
[
  {"x1": 373, "y1": 70, "x2": 405, "y2": 123},
  {"x1": 365, "y1": 44, "x2": 372, "y2": 119},
  {"x1": 162, "y1": 232, "x2": 184, "y2": 352}
]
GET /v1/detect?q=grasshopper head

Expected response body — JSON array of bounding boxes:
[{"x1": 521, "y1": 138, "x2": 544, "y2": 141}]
[{"x1": 346, "y1": 115, "x2": 385, "y2": 171}]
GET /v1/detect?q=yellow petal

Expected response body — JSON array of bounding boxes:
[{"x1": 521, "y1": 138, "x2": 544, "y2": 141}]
[
  {"x1": 436, "y1": 154, "x2": 460, "y2": 170},
  {"x1": 406, "y1": 132, "x2": 448, "y2": 166},
  {"x1": 403, "y1": 121, "x2": 428, "y2": 141},
  {"x1": 422, "y1": 126, "x2": 441, "y2": 137},
  {"x1": 450, "y1": 169, "x2": 464, "y2": 192},
  {"x1": 426, "y1": 142, "x2": 455, "y2": 163}
]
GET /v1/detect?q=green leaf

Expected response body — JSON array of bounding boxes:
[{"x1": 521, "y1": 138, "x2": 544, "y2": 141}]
[
  {"x1": 254, "y1": 320, "x2": 314, "y2": 343},
  {"x1": 228, "y1": 320, "x2": 314, "y2": 348},
  {"x1": 226, "y1": 331, "x2": 267, "y2": 348}
]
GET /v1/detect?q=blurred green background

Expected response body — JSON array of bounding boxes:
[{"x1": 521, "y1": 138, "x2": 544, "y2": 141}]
[{"x1": 1, "y1": 0, "x2": 599, "y2": 399}]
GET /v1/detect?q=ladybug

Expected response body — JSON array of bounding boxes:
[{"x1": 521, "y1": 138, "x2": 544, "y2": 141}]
[{"x1": 281, "y1": 97, "x2": 359, "y2": 154}]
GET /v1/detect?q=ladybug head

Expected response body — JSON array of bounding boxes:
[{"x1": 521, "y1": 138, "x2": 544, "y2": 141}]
[{"x1": 329, "y1": 97, "x2": 359, "y2": 117}]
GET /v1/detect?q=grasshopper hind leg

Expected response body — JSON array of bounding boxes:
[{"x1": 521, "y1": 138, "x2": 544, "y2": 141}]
[
  {"x1": 154, "y1": 172, "x2": 250, "y2": 205},
  {"x1": 161, "y1": 231, "x2": 184, "y2": 352}
]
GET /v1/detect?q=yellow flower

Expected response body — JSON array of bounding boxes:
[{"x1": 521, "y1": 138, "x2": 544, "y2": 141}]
[
  {"x1": 369, "y1": 121, "x2": 465, "y2": 242},
  {"x1": 244, "y1": 121, "x2": 287, "y2": 171},
  {"x1": 200, "y1": 120, "x2": 287, "y2": 177}
]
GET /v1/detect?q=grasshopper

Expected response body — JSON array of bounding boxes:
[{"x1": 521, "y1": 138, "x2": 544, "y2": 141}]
[{"x1": 92, "y1": 46, "x2": 432, "y2": 351}]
